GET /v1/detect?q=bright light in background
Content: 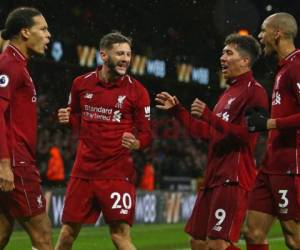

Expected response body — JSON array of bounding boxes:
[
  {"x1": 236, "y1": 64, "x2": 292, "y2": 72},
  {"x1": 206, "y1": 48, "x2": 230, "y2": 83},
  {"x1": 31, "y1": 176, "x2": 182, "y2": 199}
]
[
  {"x1": 265, "y1": 5, "x2": 273, "y2": 12},
  {"x1": 51, "y1": 41, "x2": 63, "y2": 62},
  {"x1": 238, "y1": 29, "x2": 249, "y2": 36}
]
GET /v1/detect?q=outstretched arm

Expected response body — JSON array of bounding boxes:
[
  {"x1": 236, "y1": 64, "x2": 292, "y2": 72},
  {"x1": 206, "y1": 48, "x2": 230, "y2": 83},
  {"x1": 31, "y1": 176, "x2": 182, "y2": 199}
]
[
  {"x1": 155, "y1": 92, "x2": 211, "y2": 140},
  {"x1": 191, "y1": 98, "x2": 250, "y2": 142}
]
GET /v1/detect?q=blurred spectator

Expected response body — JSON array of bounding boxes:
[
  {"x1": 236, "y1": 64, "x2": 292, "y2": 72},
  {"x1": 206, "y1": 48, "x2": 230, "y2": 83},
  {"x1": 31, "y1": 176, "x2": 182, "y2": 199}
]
[
  {"x1": 45, "y1": 146, "x2": 65, "y2": 187},
  {"x1": 139, "y1": 160, "x2": 155, "y2": 191}
]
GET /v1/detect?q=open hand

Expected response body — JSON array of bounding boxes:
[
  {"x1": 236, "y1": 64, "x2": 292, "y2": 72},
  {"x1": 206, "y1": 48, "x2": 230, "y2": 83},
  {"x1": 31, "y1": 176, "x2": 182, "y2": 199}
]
[{"x1": 155, "y1": 92, "x2": 179, "y2": 110}]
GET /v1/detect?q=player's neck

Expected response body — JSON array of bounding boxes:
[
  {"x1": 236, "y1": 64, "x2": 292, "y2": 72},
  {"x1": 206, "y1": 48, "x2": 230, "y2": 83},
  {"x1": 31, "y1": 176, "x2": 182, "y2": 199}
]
[
  {"x1": 277, "y1": 40, "x2": 296, "y2": 61},
  {"x1": 98, "y1": 67, "x2": 120, "y2": 83},
  {"x1": 9, "y1": 40, "x2": 29, "y2": 59}
]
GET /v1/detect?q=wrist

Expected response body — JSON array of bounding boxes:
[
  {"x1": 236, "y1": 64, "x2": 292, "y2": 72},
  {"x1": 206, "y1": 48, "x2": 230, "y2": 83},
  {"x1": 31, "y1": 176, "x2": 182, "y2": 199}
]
[
  {"x1": 134, "y1": 139, "x2": 140, "y2": 150},
  {"x1": 267, "y1": 119, "x2": 276, "y2": 129}
]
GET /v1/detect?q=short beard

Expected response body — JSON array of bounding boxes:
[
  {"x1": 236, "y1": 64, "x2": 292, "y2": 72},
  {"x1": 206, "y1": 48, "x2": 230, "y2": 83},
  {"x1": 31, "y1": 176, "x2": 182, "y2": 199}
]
[{"x1": 107, "y1": 58, "x2": 127, "y2": 76}]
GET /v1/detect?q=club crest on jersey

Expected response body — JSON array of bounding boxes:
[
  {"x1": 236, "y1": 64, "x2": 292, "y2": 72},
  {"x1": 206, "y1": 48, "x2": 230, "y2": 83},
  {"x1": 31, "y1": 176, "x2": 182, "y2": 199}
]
[
  {"x1": 115, "y1": 95, "x2": 126, "y2": 108},
  {"x1": 37, "y1": 194, "x2": 43, "y2": 208},
  {"x1": 0, "y1": 74, "x2": 9, "y2": 88},
  {"x1": 224, "y1": 97, "x2": 236, "y2": 109},
  {"x1": 272, "y1": 91, "x2": 281, "y2": 106}
]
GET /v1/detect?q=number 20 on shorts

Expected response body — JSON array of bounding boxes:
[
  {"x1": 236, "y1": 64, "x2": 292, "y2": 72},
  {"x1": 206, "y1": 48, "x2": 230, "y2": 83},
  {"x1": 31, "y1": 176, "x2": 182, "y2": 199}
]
[{"x1": 110, "y1": 192, "x2": 132, "y2": 209}]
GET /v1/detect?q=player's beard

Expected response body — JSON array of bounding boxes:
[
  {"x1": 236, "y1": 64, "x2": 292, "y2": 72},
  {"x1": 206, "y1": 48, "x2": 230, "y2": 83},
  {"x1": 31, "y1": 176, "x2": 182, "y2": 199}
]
[{"x1": 107, "y1": 57, "x2": 129, "y2": 76}]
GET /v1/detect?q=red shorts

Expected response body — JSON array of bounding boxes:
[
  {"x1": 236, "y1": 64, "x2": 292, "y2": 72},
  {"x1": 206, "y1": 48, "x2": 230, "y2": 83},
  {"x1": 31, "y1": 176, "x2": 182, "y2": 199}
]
[
  {"x1": 62, "y1": 178, "x2": 136, "y2": 226},
  {"x1": 0, "y1": 175, "x2": 46, "y2": 218},
  {"x1": 185, "y1": 184, "x2": 248, "y2": 242},
  {"x1": 249, "y1": 172, "x2": 300, "y2": 220}
]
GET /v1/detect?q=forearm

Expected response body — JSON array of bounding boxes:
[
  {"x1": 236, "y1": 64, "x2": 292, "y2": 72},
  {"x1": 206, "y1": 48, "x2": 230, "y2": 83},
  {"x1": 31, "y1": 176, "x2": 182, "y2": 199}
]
[
  {"x1": 204, "y1": 108, "x2": 249, "y2": 142},
  {"x1": 0, "y1": 112, "x2": 9, "y2": 159},
  {"x1": 137, "y1": 131, "x2": 152, "y2": 150},
  {"x1": 273, "y1": 113, "x2": 300, "y2": 129},
  {"x1": 172, "y1": 104, "x2": 210, "y2": 139}
]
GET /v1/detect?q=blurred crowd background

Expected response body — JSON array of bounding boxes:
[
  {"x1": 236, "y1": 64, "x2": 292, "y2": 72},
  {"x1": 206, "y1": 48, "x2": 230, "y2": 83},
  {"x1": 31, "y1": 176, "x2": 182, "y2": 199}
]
[{"x1": 1, "y1": 0, "x2": 299, "y2": 191}]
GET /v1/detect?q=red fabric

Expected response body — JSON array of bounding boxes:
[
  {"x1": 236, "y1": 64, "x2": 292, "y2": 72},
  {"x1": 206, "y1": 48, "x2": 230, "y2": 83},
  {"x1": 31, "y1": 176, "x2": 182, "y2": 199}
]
[
  {"x1": 246, "y1": 243, "x2": 269, "y2": 250},
  {"x1": 62, "y1": 178, "x2": 136, "y2": 225},
  {"x1": 0, "y1": 100, "x2": 9, "y2": 158},
  {"x1": 249, "y1": 172, "x2": 300, "y2": 220},
  {"x1": 174, "y1": 71, "x2": 269, "y2": 190},
  {"x1": 0, "y1": 173, "x2": 45, "y2": 218},
  {"x1": 264, "y1": 49, "x2": 300, "y2": 174},
  {"x1": 0, "y1": 45, "x2": 38, "y2": 175},
  {"x1": 185, "y1": 185, "x2": 248, "y2": 242},
  {"x1": 69, "y1": 68, "x2": 152, "y2": 182}
]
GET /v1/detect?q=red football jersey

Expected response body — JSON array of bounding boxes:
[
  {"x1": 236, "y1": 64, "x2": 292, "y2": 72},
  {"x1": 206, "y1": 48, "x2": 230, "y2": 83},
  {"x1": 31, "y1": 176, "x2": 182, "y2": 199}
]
[
  {"x1": 263, "y1": 49, "x2": 300, "y2": 174},
  {"x1": 0, "y1": 45, "x2": 39, "y2": 179},
  {"x1": 174, "y1": 71, "x2": 269, "y2": 191},
  {"x1": 69, "y1": 68, "x2": 152, "y2": 182}
]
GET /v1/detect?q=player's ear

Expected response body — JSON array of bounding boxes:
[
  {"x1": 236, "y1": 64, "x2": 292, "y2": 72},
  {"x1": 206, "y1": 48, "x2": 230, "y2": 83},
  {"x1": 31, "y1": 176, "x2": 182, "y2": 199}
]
[
  {"x1": 100, "y1": 49, "x2": 108, "y2": 62},
  {"x1": 20, "y1": 28, "x2": 31, "y2": 40}
]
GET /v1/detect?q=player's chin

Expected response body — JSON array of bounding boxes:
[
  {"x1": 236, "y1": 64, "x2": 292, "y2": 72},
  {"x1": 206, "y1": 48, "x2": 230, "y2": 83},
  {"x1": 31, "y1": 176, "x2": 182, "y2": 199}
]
[
  {"x1": 32, "y1": 49, "x2": 46, "y2": 56},
  {"x1": 115, "y1": 68, "x2": 128, "y2": 76}
]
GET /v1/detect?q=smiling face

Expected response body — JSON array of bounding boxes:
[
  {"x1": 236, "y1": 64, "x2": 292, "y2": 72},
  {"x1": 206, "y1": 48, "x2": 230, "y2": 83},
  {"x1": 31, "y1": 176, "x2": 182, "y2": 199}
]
[
  {"x1": 220, "y1": 43, "x2": 249, "y2": 79},
  {"x1": 25, "y1": 15, "x2": 51, "y2": 56},
  {"x1": 101, "y1": 42, "x2": 131, "y2": 76}
]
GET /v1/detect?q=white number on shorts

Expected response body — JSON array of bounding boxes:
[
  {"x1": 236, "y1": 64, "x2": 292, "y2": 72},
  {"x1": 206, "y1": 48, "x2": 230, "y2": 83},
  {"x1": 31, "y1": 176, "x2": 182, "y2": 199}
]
[
  {"x1": 123, "y1": 193, "x2": 132, "y2": 209},
  {"x1": 111, "y1": 192, "x2": 122, "y2": 209},
  {"x1": 110, "y1": 192, "x2": 132, "y2": 209},
  {"x1": 278, "y1": 189, "x2": 288, "y2": 208},
  {"x1": 215, "y1": 208, "x2": 226, "y2": 226}
]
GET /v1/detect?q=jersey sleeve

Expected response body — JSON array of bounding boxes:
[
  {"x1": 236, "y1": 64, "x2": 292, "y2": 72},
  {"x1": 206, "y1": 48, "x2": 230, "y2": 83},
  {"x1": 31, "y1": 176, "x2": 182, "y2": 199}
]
[
  {"x1": 202, "y1": 83, "x2": 269, "y2": 142},
  {"x1": 134, "y1": 84, "x2": 152, "y2": 149},
  {"x1": 0, "y1": 65, "x2": 21, "y2": 158},
  {"x1": 68, "y1": 78, "x2": 81, "y2": 136},
  {"x1": 276, "y1": 64, "x2": 300, "y2": 129},
  {"x1": 0, "y1": 98, "x2": 10, "y2": 158},
  {"x1": 0, "y1": 64, "x2": 21, "y2": 100},
  {"x1": 172, "y1": 104, "x2": 211, "y2": 140}
]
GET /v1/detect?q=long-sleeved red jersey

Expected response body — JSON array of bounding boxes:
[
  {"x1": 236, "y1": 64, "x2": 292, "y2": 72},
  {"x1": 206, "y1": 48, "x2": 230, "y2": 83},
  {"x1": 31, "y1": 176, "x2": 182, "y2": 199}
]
[
  {"x1": 263, "y1": 49, "x2": 300, "y2": 174},
  {"x1": 0, "y1": 45, "x2": 40, "y2": 180},
  {"x1": 69, "y1": 68, "x2": 152, "y2": 182},
  {"x1": 173, "y1": 71, "x2": 268, "y2": 191}
]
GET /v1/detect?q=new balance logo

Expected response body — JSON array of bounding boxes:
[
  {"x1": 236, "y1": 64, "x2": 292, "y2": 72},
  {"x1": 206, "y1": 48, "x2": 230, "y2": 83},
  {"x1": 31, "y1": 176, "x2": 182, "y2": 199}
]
[
  {"x1": 212, "y1": 225, "x2": 222, "y2": 232},
  {"x1": 120, "y1": 209, "x2": 128, "y2": 215},
  {"x1": 84, "y1": 93, "x2": 93, "y2": 99}
]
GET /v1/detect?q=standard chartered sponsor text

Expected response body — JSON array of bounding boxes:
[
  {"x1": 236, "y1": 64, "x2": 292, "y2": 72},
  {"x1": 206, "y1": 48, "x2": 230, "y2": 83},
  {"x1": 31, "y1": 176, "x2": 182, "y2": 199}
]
[
  {"x1": 84, "y1": 104, "x2": 112, "y2": 114},
  {"x1": 84, "y1": 105, "x2": 113, "y2": 121}
]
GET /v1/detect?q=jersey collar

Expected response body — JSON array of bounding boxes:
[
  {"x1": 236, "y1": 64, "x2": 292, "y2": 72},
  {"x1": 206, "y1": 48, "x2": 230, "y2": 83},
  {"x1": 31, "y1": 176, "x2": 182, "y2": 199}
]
[
  {"x1": 278, "y1": 49, "x2": 300, "y2": 67},
  {"x1": 6, "y1": 44, "x2": 27, "y2": 64},
  {"x1": 227, "y1": 71, "x2": 253, "y2": 86}
]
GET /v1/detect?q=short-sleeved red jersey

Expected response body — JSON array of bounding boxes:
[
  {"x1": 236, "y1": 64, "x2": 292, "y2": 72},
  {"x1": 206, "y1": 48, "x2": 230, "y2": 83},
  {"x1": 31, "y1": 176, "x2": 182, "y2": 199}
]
[
  {"x1": 0, "y1": 45, "x2": 39, "y2": 179},
  {"x1": 263, "y1": 49, "x2": 300, "y2": 174},
  {"x1": 174, "y1": 71, "x2": 269, "y2": 191},
  {"x1": 69, "y1": 68, "x2": 152, "y2": 182}
]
